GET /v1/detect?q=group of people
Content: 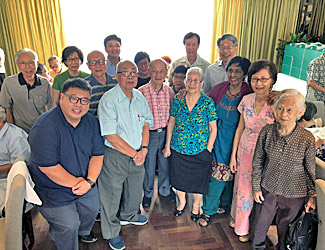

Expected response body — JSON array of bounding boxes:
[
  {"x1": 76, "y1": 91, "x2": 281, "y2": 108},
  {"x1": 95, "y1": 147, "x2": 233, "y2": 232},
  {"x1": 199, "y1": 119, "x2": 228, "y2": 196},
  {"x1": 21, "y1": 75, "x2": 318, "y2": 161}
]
[{"x1": 0, "y1": 31, "x2": 318, "y2": 250}]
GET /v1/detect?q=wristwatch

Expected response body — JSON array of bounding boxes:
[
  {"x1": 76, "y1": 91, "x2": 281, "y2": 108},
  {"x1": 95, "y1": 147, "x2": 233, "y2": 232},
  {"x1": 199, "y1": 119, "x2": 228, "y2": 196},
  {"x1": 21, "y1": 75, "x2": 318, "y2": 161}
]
[{"x1": 86, "y1": 179, "x2": 95, "y2": 188}]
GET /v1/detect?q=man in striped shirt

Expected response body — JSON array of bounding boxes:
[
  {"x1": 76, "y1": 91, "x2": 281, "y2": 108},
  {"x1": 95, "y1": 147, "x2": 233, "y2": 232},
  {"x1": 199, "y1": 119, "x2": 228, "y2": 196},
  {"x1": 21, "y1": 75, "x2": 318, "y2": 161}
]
[{"x1": 86, "y1": 50, "x2": 117, "y2": 117}]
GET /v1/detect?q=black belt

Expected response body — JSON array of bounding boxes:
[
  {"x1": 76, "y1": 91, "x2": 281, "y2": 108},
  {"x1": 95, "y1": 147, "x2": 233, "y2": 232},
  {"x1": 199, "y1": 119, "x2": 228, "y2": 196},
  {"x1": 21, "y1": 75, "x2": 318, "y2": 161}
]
[{"x1": 151, "y1": 127, "x2": 167, "y2": 133}]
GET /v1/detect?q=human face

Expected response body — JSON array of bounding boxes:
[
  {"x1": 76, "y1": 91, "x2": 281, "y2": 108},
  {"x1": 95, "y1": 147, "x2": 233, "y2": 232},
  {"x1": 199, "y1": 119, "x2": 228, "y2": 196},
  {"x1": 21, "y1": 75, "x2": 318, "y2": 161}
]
[
  {"x1": 218, "y1": 39, "x2": 238, "y2": 65},
  {"x1": 116, "y1": 61, "x2": 138, "y2": 92},
  {"x1": 250, "y1": 68, "x2": 274, "y2": 97},
  {"x1": 136, "y1": 57, "x2": 150, "y2": 77},
  {"x1": 185, "y1": 36, "x2": 199, "y2": 60},
  {"x1": 185, "y1": 72, "x2": 202, "y2": 94},
  {"x1": 227, "y1": 63, "x2": 244, "y2": 87},
  {"x1": 275, "y1": 97, "x2": 302, "y2": 127},
  {"x1": 60, "y1": 88, "x2": 90, "y2": 126},
  {"x1": 173, "y1": 73, "x2": 186, "y2": 91},
  {"x1": 39, "y1": 65, "x2": 53, "y2": 83},
  {"x1": 65, "y1": 52, "x2": 81, "y2": 72},
  {"x1": 105, "y1": 40, "x2": 121, "y2": 59},
  {"x1": 17, "y1": 52, "x2": 38, "y2": 78},
  {"x1": 49, "y1": 59, "x2": 62, "y2": 73},
  {"x1": 149, "y1": 60, "x2": 167, "y2": 87},
  {"x1": 87, "y1": 52, "x2": 107, "y2": 78}
]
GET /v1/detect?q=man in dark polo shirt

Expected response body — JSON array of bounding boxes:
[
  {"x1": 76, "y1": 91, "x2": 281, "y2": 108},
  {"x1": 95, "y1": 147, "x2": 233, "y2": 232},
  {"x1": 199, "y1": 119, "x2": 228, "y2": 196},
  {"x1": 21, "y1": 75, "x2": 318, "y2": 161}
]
[{"x1": 28, "y1": 78, "x2": 104, "y2": 250}]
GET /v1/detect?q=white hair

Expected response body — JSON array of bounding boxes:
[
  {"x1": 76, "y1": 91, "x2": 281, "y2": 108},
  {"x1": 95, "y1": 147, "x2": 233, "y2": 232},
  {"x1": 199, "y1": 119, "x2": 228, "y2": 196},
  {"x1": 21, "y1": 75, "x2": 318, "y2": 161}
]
[
  {"x1": 186, "y1": 67, "x2": 204, "y2": 81},
  {"x1": 274, "y1": 89, "x2": 306, "y2": 119},
  {"x1": 15, "y1": 48, "x2": 39, "y2": 63}
]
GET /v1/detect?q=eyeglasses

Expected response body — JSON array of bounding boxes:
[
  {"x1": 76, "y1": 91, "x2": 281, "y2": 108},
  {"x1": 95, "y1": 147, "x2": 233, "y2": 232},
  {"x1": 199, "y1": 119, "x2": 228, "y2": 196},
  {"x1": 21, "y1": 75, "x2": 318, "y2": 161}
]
[
  {"x1": 117, "y1": 71, "x2": 139, "y2": 77},
  {"x1": 64, "y1": 94, "x2": 90, "y2": 105},
  {"x1": 251, "y1": 77, "x2": 272, "y2": 83},
  {"x1": 49, "y1": 64, "x2": 60, "y2": 69},
  {"x1": 173, "y1": 75, "x2": 186, "y2": 80},
  {"x1": 219, "y1": 45, "x2": 235, "y2": 51},
  {"x1": 66, "y1": 58, "x2": 80, "y2": 63},
  {"x1": 18, "y1": 61, "x2": 36, "y2": 67},
  {"x1": 88, "y1": 59, "x2": 106, "y2": 66},
  {"x1": 227, "y1": 69, "x2": 243, "y2": 75},
  {"x1": 186, "y1": 79, "x2": 201, "y2": 84}
]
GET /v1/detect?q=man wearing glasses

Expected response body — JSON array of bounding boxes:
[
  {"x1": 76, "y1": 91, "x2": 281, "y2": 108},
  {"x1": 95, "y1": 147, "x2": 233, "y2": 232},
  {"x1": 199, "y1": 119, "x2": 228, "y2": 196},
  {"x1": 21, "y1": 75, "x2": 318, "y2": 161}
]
[
  {"x1": 28, "y1": 78, "x2": 104, "y2": 250},
  {"x1": 86, "y1": 50, "x2": 117, "y2": 118},
  {"x1": 98, "y1": 60, "x2": 153, "y2": 250},
  {"x1": 203, "y1": 34, "x2": 238, "y2": 94},
  {"x1": 0, "y1": 48, "x2": 52, "y2": 133}
]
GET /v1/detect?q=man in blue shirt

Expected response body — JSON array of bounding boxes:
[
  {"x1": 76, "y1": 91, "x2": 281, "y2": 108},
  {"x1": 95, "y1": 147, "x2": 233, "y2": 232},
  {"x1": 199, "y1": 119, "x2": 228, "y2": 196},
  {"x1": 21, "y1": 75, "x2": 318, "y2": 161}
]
[
  {"x1": 98, "y1": 60, "x2": 153, "y2": 250},
  {"x1": 28, "y1": 78, "x2": 104, "y2": 250},
  {"x1": 104, "y1": 34, "x2": 122, "y2": 76}
]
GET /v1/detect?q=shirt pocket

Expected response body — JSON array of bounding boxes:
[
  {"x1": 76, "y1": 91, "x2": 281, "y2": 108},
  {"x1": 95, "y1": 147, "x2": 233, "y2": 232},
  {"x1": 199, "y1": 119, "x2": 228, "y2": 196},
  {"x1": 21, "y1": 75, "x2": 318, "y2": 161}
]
[{"x1": 33, "y1": 95, "x2": 45, "y2": 110}]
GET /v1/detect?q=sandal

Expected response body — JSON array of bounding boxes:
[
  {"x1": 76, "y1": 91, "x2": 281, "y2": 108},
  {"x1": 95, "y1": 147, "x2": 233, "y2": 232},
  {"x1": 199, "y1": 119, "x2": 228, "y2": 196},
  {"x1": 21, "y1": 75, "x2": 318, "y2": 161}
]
[{"x1": 198, "y1": 214, "x2": 211, "y2": 227}]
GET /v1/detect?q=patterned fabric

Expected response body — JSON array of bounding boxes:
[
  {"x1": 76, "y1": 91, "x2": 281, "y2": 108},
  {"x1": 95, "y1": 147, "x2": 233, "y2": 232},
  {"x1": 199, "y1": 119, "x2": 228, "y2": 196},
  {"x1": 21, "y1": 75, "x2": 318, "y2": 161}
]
[
  {"x1": 316, "y1": 143, "x2": 325, "y2": 161},
  {"x1": 138, "y1": 82, "x2": 175, "y2": 130},
  {"x1": 252, "y1": 123, "x2": 316, "y2": 198},
  {"x1": 306, "y1": 55, "x2": 325, "y2": 101},
  {"x1": 170, "y1": 94, "x2": 217, "y2": 155},
  {"x1": 231, "y1": 93, "x2": 274, "y2": 236},
  {"x1": 211, "y1": 161, "x2": 233, "y2": 181}
]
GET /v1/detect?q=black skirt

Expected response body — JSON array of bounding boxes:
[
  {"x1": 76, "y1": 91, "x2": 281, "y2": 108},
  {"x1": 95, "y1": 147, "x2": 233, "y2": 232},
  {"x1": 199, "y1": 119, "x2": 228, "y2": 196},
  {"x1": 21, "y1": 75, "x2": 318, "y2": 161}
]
[{"x1": 169, "y1": 149, "x2": 213, "y2": 195}]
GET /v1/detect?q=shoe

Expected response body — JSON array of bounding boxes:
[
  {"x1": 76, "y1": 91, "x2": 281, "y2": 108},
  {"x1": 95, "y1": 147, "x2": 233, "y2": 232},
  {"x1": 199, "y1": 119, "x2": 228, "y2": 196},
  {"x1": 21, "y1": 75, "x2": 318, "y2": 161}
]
[
  {"x1": 239, "y1": 234, "x2": 250, "y2": 243},
  {"x1": 160, "y1": 192, "x2": 176, "y2": 203},
  {"x1": 190, "y1": 212, "x2": 200, "y2": 221},
  {"x1": 109, "y1": 235, "x2": 125, "y2": 250},
  {"x1": 119, "y1": 214, "x2": 148, "y2": 226},
  {"x1": 174, "y1": 204, "x2": 186, "y2": 217},
  {"x1": 229, "y1": 218, "x2": 235, "y2": 228},
  {"x1": 79, "y1": 231, "x2": 98, "y2": 243},
  {"x1": 198, "y1": 214, "x2": 211, "y2": 227},
  {"x1": 216, "y1": 207, "x2": 226, "y2": 214},
  {"x1": 142, "y1": 196, "x2": 152, "y2": 208}
]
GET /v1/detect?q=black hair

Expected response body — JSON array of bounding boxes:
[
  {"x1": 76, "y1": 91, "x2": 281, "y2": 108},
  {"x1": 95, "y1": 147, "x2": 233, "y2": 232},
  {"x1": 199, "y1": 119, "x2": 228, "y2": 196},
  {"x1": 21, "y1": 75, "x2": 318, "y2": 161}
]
[
  {"x1": 172, "y1": 64, "x2": 188, "y2": 77},
  {"x1": 61, "y1": 78, "x2": 91, "y2": 95},
  {"x1": 36, "y1": 63, "x2": 45, "y2": 74},
  {"x1": 247, "y1": 59, "x2": 277, "y2": 85},
  {"x1": 217, "y1": 34, "x2": 238, "y2": 47},
  {"x1": 183, "y1": 32, "x2": 200, "y2": 45},
  {"x1": 134, "y1": 51, "x2": 151, "y2": 64},
  {"x1": 299, "y1": 102, "x2": 317, "y2": 122},
  {"x1": 62, "y1": 46, "x2": 84, "y2": 66},
  {"x1": 226, "y1": 56, "x2": 251, "y2": 76},
  {"x1": 104, "y1": 34, "x2": 122, "y2": 47}
]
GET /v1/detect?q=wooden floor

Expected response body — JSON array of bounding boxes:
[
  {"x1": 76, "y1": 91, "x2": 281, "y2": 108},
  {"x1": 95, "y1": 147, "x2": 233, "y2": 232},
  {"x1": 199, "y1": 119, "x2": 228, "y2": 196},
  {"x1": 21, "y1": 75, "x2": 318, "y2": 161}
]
[{"x1": 28, "y1": 190, "x2": 277, "y2": 250}]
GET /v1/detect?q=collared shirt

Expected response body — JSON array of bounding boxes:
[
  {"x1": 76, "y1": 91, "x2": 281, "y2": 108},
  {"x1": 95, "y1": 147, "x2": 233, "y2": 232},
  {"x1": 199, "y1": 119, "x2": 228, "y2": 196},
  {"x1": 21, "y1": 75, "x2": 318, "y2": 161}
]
[
  {"x1": 203, "y1": 58, "x2": 227, "y2": 94},
  {"x1": 52, "y1": 70, "x2": 89, "y2": 92},
  {"x1": 168, "y1": 54, "x2": 210, "y2": 85},
  {"x1": 170, "y1": 94, "x2": 217, "y2": 155},
  {"x1": 86, "y1": 73, "x2": 118, "y2": 118},
  {"x1": 0, "y1": 73, "x2": 52, "y2": 133},
  {"x1": 98, "y1": 84, "x2": 153, "y2": 150},
  {"x1": 28, "y1": 105, "x2": 104, "y2": 207},
  {"x1": 105, "y1": 57, "x2": 120, "y2": 76},
  {"x1": 252, "y1": 123, "x2": 316, "y2": 198},
  {"x1": 0, "y1": 123, "x2": 30, "y2": 178},
  {"x1": 139, "y1": 82, "x2": 175, "y2": 130},
  {"x1": 306, "y1": 54, "x2": 325, "y2": 101}
]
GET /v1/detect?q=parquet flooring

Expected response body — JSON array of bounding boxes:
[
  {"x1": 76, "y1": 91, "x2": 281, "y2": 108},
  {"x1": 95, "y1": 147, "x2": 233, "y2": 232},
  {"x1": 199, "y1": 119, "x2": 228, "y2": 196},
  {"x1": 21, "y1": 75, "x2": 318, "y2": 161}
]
[{"x1": 29, "y1": 189, "x2": 277, "y2": 249}]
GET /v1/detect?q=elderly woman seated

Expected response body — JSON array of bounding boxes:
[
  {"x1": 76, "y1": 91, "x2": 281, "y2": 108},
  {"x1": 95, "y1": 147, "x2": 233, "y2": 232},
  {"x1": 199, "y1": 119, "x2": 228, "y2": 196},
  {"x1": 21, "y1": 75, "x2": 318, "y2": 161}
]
[
  {"x1": 0, "y1": 107, "x2": 30, "y2": 216},
  {"x1": 250, "y1": 89, "x2": 316, "y2": 249}
]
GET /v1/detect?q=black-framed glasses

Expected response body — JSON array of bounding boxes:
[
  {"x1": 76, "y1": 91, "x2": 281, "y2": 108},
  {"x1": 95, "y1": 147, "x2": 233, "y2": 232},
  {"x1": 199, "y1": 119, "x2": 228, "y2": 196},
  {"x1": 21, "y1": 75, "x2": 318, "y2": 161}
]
[
  {"x1": 251, "y1": 77, "x2": 272, "y2": 83},
  {"x1": 64, "y1": 94, "x2": 90, "y2": 105},
  {"x1": 174, "y1": 75, "x2": 186, "y2": 80},
  {"x1": 88, "y1": 59, "x2": 106, "y2": 66},
  {"x1": 186, "y1": 79, "x2": 201, "y2": 84},
  {"x1": 66, "y1": 57, "x2": 80, "y2": 63},
  {"x1": 117, "y1": 71, "x2": 139, "y2": 77}
]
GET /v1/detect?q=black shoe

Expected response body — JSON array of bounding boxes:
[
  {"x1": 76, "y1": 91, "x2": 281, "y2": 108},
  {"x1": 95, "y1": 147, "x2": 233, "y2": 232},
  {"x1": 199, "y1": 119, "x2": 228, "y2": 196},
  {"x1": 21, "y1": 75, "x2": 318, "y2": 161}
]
[
  {"x1": 79, "y1": 232, "x2": 98, "y2": 243},
  {"x1": 174, "y1": 204, "x2": 186, "y2": 217},
  {"x1": 142, "y1": 196, "x2": 152, "y2": 208},
  {"x1": 161, "y1": 192, "x2": 176, "y2": 203},
  {"x1": 191, "y1": 212, "x2": 200, "y2": 221}
]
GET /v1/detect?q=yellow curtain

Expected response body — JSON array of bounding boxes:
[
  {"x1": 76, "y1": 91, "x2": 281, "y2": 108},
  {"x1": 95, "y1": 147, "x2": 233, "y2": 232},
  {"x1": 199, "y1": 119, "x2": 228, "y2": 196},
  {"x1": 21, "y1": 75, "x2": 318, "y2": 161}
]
[
  {"x1": 308, "y1": 0, "x2": 325, "y2": 37},
  {"x1": 210, "y1": 0, "x2": 242, "y2": 63},
  {"x1": 0, "y1": 0, "x2": 66, "y2": 76}
]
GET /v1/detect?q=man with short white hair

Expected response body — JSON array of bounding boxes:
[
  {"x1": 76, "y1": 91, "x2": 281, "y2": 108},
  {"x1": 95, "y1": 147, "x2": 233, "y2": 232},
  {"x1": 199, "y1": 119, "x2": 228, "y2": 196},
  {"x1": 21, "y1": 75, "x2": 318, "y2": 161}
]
[{"x1": 0, "y1": 48, "x2": 52, "y2": 133}]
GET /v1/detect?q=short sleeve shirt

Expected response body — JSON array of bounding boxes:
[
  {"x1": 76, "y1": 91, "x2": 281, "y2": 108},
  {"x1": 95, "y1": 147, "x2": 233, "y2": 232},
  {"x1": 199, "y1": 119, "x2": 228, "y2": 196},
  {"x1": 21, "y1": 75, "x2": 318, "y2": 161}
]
[
  {"x1": 170, "y1": 94, "x2": 217, "y2": 155},
  {"x1": 28, "y1": 105, "x2": 104, "y2": 207},
  {"x1": 306, "y1": 55, "x2": 325, "y2": 101},
  {"x1": 52, "y1": 70, "x2": 89, "y2": 92}
]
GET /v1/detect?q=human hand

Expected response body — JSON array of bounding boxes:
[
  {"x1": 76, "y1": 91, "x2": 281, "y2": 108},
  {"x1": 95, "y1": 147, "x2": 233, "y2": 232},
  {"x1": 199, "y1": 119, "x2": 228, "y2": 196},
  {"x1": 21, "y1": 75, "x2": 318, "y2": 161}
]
[
  {"x1": 305, "y1": 197, "x2": 316, "y2": 212},
  {"x1": 175, "y1": 89, "x2": 186, "y2": 101},
  {"x1": 254, "y1": 191, "x2": 264, "y2": 204},
  {"x1": 133, "y1": 149, "x2": 147, "y2": 166},
  {"x1": 229, "y1": 157, "x2": 237, "y2": 173},
  {"x1": 72, "y1": 178, "x2": 91, "y2": 195},
  {"x1": 267, "y1": 90, "x2": 281, "y2": 105},
  {"x1": 162, "y1": 147, "x2": 171, "y2": 158}
]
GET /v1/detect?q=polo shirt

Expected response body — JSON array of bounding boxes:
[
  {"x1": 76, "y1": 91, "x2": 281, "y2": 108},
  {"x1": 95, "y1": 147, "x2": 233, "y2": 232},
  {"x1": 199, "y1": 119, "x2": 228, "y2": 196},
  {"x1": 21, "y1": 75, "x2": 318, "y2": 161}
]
[
  {"x1": 28, "y1": 105, "x2": 105, "y2": 207},
  {"x1": 203, "y1": 58, "x2": 228, "y2": 94},
  {"x1": 106, "y1": 57, "x2": 120, "y2": 76},
  {"x1": 98, "y1": 84, "x2": 153, "y2": 150},
  {"x1": 86, "y1": 73, "x2": 118, "y2": 117},
  {"x1": 0, "y1": 73, "x2": 52, "y2": 133},
  {"x1": 52, "y1": 70, "x2": 89, "y2": 92}
]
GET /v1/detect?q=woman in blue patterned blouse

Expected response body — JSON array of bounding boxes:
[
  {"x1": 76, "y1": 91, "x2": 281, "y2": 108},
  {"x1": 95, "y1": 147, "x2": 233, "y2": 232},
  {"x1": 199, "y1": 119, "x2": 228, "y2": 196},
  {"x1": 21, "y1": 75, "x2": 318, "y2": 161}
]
[{"x1": 163, "y1": 67, "x2": 217, "y2": 221}]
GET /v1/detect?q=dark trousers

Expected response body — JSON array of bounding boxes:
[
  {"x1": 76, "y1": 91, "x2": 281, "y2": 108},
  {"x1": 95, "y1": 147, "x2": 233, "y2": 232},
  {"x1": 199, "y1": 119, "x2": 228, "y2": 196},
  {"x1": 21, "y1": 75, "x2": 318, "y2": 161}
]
[{"x1": 251, "y1": 188, "x2": 305, "y2": 250}]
